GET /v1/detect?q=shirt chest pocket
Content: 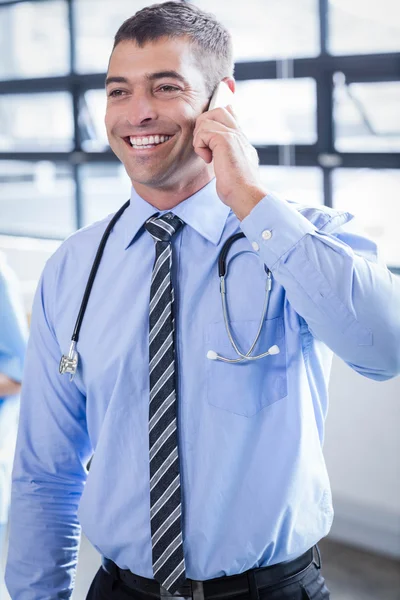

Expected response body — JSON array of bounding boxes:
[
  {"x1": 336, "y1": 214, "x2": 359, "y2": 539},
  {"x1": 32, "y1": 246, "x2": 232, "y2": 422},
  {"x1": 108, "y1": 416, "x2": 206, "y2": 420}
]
[{"x1": 205, "y1": 316, "x2": 287, "y2": 417}]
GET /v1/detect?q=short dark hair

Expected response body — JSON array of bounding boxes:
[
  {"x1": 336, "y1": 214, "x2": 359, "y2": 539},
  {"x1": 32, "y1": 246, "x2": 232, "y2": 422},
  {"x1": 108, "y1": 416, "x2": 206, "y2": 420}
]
[{"x1": 112, "y1": 1, "x2": 234, "y2": 96}]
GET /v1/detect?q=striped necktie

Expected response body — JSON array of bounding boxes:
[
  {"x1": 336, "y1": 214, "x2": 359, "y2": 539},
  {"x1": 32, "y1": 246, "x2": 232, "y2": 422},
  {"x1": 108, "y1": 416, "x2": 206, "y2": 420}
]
[{"x1": 144, "y1": 212, "x2": 186, "y2": 594}]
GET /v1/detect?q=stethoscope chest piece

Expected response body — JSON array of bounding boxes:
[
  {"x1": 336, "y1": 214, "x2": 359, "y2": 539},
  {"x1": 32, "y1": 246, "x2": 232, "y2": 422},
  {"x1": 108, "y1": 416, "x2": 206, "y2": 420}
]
[{"x1": 59, "y1": 341, "x2": 79, "y2": 380}]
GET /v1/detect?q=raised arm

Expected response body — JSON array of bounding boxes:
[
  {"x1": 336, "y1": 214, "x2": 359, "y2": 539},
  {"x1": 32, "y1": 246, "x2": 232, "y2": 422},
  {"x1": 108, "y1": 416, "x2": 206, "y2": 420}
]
[{"x1": 240, "y1": 193, "x2": 400, "y2": 381}]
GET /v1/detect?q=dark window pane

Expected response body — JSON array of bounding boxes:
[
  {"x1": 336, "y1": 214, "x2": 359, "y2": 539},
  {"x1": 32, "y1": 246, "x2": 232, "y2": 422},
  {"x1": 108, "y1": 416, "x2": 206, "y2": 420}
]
[
  {"x1": 333, "y1": 168, "x2": 400, "y2": 267},
  {"x1": 0, "y1": 161, "x2": 75, "y2": 238},
  {"x1": 0, "y1": 0, "x2": 69, "y2": 80},
  {"x1": 193, "y1": 0, "x2": 320, "y2": 61},
  {"x1": 0, "y1": 93, "x2": 74, "y2": 152},
  {"x1": 236, "y1": 79, "x2": 317, "y2": 145},
  {"x1": 329, "y1": 0, "x2": 400, "y2": 55},
  {"x1": 334, "y1": 75, "x2": 400, "y2": 152}
]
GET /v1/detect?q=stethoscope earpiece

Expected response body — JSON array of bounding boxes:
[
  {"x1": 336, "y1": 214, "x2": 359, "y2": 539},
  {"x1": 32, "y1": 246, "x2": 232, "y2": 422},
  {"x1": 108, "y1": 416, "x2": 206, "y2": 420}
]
[
  {"x1": 207, "y1": 344, "x2": 280, "y2": 363},
  {"x1": 267, "y1": 345, "x2": 280, "y2": 356}
]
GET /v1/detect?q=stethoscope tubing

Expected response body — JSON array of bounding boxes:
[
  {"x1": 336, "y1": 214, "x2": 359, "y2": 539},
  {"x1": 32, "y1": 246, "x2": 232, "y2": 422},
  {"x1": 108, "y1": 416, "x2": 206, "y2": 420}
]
[
  {"x1": 60, "y1": 205, "x2": 277, "y2": 377},
  {"x1": 215, "y1": 233, "x2": 275, "y2": 363},
  {"x1": 71, "y1": 199, "x2": 130, "y2": 343}
]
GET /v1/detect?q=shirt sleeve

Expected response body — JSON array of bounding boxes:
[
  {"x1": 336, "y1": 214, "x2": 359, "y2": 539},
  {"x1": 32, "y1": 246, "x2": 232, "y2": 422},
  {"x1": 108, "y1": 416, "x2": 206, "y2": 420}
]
[
  {"x1": 5, "y1": 254, "x2": 93, "y2": 599},
  {"x1": 0, "y1": 257, "x2": 28, "y2": 386},
  {"x1": 240, "y1": 192, "x2": 400, "y2": 381}
]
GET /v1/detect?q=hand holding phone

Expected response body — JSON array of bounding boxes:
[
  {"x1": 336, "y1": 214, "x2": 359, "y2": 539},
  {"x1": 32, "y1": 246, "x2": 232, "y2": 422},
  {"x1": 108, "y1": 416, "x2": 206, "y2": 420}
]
[{"x1": 194, "y1": 79, "x2": 264, "y2": 218}]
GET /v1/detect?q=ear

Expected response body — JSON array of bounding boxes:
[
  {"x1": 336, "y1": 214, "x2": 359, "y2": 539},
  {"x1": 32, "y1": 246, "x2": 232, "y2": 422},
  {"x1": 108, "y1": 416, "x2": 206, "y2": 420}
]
[{"x1": 222, "y1": 77, "x2": 236, "y2": 94}]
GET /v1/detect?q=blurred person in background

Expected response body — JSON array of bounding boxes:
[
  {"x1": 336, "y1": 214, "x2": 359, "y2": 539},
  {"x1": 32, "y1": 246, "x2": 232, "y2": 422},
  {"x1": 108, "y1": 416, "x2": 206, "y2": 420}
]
[
  {"x1": 0, "y1": 252, "x2": 28, "y2": 596},
  {"x1": 5, "y1": 2, "x2": 400, "y2": 600}
]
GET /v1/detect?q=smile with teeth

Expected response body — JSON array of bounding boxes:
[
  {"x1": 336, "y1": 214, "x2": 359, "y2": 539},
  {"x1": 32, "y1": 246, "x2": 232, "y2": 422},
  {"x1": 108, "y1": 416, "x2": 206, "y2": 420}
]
[{"x1": 128, "y1": 134, "x2": 173, "y2": 148}]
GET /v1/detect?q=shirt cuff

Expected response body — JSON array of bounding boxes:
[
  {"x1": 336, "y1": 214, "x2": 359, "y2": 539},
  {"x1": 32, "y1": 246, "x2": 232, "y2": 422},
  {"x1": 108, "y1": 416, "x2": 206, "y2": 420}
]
[{"x1": 240, "y1": 192, "x2": 317, "y2": 269}]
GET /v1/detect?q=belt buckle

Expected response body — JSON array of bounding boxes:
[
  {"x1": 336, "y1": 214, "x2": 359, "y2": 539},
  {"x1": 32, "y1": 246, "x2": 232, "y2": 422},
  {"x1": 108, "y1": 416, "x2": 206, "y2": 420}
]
[
  {"x1": 159, "y1": 580, "x2": 204, "y2": 600},
  {"x1": 159, "y1": 586, "x2": 195, "y2": 600},
  {"x1": 191, "y1": 580, "x2": 204, "y2": 600},
  {"x1": 160, "y1": 593, "x2": 192, "y2": 600},
  {"x1": 312, "y1": 545, "x2": 321, "y2": 569}
]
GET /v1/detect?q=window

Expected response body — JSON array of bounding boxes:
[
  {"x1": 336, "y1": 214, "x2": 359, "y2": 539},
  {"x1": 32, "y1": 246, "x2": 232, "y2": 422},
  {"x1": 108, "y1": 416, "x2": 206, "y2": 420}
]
[
  {"x1": 332, "y1": 169, "x2": 400, "y2": 267},
  {"x1": 80, "y1": 90, "x2": 108, "y2": 152},
  {"x1": 193, "y1": 0, "x2": 320, "y2": 61},
  {"x1": 329, "y1": 0, "x2": 400, "y2": 55},
  {"x1": 0, "y1": 0, "x2": 398, "y2": 273},
  {"x1": 80, "y1": 163, "x2": 131, "y2": 226},
  {"x1": 0, "y1": 93, "x2": 74, "y2": 152},
  {"x1": 74, "y1": 0, "x2": 172, "y2": 74},
  {"x1": 259, "y1": 167, "x2": 323, "y2": 206},
  {"x1": 334, "y1": 76, "x2": 400, "y2": 152},
  {"x1": 0, "y1": 161, "x2": 76, "y2": 238},
  {"x1": 0, "y1": 0, "x2": 69, "y2": 80},
  {"x1": 236, "y1": 79, "x2": 317, "y2": 145}
]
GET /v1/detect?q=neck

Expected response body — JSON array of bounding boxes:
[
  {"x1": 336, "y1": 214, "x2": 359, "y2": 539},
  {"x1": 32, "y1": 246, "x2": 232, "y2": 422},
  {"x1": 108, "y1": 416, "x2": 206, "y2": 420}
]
[{"x1": 131, "y1": 166, "x2": 215, "y2": 211}]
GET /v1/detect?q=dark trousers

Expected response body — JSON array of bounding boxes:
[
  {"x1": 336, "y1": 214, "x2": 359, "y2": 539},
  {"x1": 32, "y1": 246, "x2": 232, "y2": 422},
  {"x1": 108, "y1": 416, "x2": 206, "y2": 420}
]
[{"x1": 86, "y1": 554, "x2": 330, "y2": 600}]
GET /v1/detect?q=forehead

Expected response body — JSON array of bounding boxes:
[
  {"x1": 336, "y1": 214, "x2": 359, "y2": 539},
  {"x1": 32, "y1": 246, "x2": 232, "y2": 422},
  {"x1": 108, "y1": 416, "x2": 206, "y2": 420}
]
[{"x1": 108, "y1": 37, "x2": 204, "y2": 83}]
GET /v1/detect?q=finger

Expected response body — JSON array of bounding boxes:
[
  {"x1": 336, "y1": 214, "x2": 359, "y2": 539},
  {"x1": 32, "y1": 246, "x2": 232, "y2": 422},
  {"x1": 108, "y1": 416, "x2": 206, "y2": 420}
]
[
  {"x1": 193, "y1": 129, "x2": 213, "y2": 163},
  {"x1": 193, "y1": 117, "x2": 232, "y2": 140},
  {"x1": 193, "y1": 145, "x2": 213, "y2": 164},
  {"x1": 193, "y1": 126, "x2": 231, "y2": 164},
  {"x1": 195, "y1": 106, "x2": 237, "y2": 133},
  {"x1": 193, "y1": 123, "x2": 233, "y2": 155},
  {"x1": 225, "y1": 104, "x2": 238, "y2": 120}
]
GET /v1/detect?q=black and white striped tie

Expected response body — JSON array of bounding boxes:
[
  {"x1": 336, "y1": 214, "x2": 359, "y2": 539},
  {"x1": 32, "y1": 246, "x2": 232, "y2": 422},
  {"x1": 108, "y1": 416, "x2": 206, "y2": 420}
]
[{"x1": 144, "y1": 213, "x2": 186, "y2": 594}]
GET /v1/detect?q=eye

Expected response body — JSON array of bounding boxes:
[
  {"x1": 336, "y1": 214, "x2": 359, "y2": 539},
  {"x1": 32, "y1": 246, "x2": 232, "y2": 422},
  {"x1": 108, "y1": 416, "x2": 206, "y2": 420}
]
[
  {"x1": 108, "y1": 89, "x2": 126, "y2": 98},
  {"x1": 157, "y1": 85, "x2": 180, "y2": 93}
]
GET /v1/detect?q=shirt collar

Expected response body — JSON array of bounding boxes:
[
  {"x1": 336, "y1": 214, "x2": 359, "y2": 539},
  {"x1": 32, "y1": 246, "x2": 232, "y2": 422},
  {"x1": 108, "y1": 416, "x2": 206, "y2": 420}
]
[{"x1": 122, "y1": 178, "x2": 230, "y2": 249}]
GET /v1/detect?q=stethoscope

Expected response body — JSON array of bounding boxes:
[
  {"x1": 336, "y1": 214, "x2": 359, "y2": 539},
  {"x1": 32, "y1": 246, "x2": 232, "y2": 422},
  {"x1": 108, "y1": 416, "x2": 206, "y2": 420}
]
[
  {"x1": 207, "y1": 232, "x2": 279, "y2": 364},
  {"x1": 59, "y1": 200, "x2": 279, "y2": 380}
]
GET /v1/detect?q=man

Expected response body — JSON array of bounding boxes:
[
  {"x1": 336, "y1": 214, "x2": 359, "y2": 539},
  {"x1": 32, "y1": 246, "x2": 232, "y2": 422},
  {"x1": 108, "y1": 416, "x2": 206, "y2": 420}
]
[
  {"x1": 0, "y1": 253, "x2": 28, "y2": 597},
  {"x1": 5, "y1": 2, "x2": 400, "y2": 599}
]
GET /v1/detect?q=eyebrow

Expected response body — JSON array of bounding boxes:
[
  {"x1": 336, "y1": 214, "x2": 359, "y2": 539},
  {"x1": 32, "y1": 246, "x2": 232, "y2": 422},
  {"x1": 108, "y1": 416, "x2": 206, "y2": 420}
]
[{"x1": 105, "y1": 71, "x2": 189, "y2": 87}]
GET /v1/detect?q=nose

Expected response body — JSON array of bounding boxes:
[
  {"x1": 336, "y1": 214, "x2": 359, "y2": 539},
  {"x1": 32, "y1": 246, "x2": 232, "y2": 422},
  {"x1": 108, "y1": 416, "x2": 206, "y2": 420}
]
[{"x1": 125, "y1": 91, "x2": 158, "y2": 127}]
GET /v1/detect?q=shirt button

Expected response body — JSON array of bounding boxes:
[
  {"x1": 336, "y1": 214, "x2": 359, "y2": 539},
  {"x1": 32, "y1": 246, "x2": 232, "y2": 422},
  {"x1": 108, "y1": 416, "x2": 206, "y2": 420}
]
[
  {"x1": 252, "y1": 241, "x2": 260, "y2": 251},
  {"x1": 262, "y1": 229, "x2": 272, "y2": 240}
]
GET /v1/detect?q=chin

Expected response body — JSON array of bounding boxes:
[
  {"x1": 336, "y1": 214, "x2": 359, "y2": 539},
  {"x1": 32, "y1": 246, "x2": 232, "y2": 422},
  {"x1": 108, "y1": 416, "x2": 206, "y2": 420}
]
[{"x1": 127, "y1": 170, "x2": 168, "y2": 188}]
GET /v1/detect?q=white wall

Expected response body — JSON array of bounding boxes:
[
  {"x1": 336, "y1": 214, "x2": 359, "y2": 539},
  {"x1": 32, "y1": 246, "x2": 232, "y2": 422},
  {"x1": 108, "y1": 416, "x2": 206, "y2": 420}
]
[
  {"x1": 1, "y1": 235, "x2": 399, "y2": 559},
  {"x1": 326, "y1": 358, "x2": 400, "y2": 558}
]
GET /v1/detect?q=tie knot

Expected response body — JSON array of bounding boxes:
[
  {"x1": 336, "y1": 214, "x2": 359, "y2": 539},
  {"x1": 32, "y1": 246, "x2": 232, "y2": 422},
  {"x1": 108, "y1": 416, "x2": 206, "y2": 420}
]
[{"x1": 145, "y1": 213, "x2": 184, "y2": 242}]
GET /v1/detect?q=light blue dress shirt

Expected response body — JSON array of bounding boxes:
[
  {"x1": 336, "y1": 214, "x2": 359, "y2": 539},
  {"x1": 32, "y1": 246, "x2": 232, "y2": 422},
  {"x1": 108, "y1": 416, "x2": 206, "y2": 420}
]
[{"x1": 6, "y1": 179, "x2": 400, "y2": 598}]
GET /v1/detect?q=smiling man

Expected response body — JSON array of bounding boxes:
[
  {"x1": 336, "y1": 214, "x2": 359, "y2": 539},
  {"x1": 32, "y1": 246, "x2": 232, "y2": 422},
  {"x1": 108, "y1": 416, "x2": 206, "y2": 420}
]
[
  {"x1": 104, "y1": 38, "x2": 212, "y2": 198},
  {"x1": 5, "y1": 2, "x2": 400, "y2": 600}
]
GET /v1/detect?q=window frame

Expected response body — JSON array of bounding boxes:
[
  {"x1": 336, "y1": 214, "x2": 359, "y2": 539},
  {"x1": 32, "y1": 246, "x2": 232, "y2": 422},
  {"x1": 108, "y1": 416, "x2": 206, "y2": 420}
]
[{"x1": 0, "y1": 0, "x2": 399, "y2": 273}]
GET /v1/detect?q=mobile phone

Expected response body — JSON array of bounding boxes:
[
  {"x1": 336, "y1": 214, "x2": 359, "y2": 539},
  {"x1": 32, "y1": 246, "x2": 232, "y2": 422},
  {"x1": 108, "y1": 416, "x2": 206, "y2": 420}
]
[{"x1": 208, "y1": 81, "x2": 234, "y2": 110}]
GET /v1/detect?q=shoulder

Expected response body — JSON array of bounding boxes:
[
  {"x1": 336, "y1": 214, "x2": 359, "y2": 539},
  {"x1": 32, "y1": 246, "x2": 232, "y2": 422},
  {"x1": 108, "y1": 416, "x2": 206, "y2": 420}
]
[{"x1": 44, "y1": 212, "x2": 117, "y2": 277}]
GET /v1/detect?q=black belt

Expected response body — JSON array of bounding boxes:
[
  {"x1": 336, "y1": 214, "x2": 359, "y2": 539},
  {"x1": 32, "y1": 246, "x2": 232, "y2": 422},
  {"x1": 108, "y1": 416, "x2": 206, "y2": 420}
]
[{"x1": 102, "y1": 545, "x2": 319, "y2": 599}]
